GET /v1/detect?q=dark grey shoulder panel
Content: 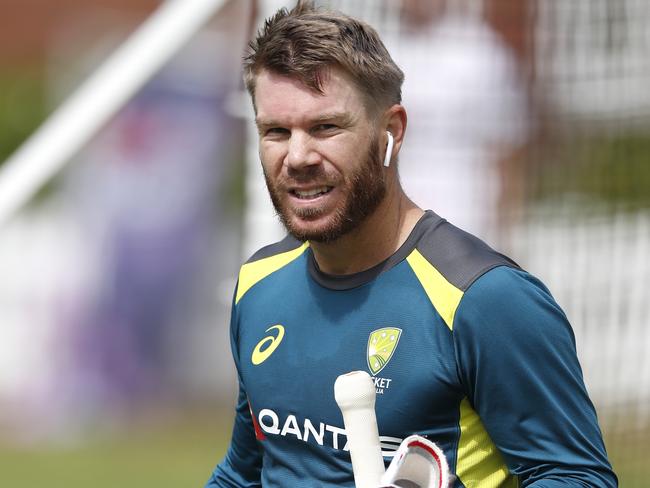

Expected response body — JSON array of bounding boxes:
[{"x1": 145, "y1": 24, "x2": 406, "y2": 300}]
[
  {"x1": 416, "y1": 219, "x2": 520, "y2": 292},
  {"x1": 245, "y1": 234, "x2": 304, "y2": 264}
]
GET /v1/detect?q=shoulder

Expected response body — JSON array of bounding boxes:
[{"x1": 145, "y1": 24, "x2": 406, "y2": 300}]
[
  {"x1": 455, "y1": 265, "x2": 574, "y2": 350},
  {"x1": 459, "y1": 265, "x2": 557, "y2": 317},
  {"x1": 404, "y1": 215, "x2": 519, "y2": 329},
  {"x1": 411, "y1": 215, "x2": 519, "y2": 292},
  {"x1": 467, "y1": 265, "x2": 552, "y2": 301},
  {"x1": 235, "y1": 235, "x2": 309, "y2": 304}
]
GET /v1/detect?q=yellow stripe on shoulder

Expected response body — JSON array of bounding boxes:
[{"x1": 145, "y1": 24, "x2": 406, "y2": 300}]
[
  {"x1": 406, "y1": 249, "x2": 464, "y2": 330},
  {"x1": 236, "y1": 242, "x2": 309, "y2": 304},
  {"x1": 456, "y1": 398, "x2": 518, "y2": 488}
]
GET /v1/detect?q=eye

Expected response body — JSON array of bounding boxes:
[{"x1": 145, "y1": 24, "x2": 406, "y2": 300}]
[
  {"x1": 313, "y1": 124, "x2": 338, "y2": 134},
  {"x1": 265, "y1": 127, "x2": 290, "y2": 137}
]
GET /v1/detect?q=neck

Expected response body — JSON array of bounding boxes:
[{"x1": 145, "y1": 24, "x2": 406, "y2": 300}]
[{"x1": 310, "y1": 188, "x2": 423, "y2": 275}]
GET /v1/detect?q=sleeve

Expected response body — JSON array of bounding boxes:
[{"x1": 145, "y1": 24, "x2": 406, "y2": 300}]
[
  {"x1": 452, "y1": 266, "x2": 617, "y2": 487},
  {"x1": 205, "y1": 379, "x2": 263, "y2": 487},
  {"x1": 205, "y1": 290, "x2": 263, "y2": 488}
]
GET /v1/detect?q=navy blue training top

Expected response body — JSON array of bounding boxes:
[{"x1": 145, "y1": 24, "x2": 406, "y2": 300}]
[{"x1": 206, "y1": 211, "x2": 616, "y2": 487}]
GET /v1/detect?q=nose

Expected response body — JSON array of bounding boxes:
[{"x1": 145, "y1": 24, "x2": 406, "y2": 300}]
[{"x1": 285, "y1": 131, "x2": 320, "y2": 170}]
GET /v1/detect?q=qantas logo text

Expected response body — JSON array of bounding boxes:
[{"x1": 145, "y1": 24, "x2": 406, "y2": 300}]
[{"x1": 255, "y1": 408, "x2": 402, "y2": 457}]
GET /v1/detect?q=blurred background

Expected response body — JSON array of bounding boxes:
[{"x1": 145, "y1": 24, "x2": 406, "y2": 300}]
[{"x1": 0, "y1": 0, "x2": 648, "y2": 486}]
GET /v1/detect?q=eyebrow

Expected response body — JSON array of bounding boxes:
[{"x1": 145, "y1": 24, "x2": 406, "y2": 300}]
[{"x1": 255, "y1": 112, "x2": 355, "y2": 130}]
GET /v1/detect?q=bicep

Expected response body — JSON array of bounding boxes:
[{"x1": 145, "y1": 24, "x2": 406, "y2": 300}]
[{"x1": 453, "y1": 267, "x2": 616, "y2": 487}]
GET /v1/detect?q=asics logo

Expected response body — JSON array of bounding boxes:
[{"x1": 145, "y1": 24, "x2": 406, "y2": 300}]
[{"x1": 252, "y1": 325, "x2": 285, "y2": 365}]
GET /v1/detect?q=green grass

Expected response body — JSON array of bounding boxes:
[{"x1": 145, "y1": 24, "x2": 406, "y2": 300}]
[
  {"x1": 0, "y1": 68, "x2": 47, "y2": 163},
  {"x1": 0, "y1": 409, "x2": 233, "y2": 488},
  {"x1": 1, "y1": 408, "x2": 647, "y2": 487},
  {"x1": 605, "y1": 424, "x2": 650, "y2": 488},
  {"x1": 531, "y1": 133, "x2": 650, "y2": 213}
]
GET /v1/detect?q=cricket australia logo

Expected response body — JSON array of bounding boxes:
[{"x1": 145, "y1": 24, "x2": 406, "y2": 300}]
[{"x1": 367, "y1": 327, "x2": 401, "y2": 375}]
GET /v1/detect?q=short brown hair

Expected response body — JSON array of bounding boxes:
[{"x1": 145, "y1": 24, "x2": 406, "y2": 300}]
[{"x1": 243, "y1": 0, "x2": 404, "y2": 115}]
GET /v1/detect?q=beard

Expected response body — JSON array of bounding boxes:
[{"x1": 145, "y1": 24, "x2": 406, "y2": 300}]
[{"x1": 264, "y1": 133, "x2": 387, "y2": 243}]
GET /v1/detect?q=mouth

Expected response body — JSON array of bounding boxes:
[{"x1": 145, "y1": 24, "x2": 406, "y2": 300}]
[{"x1": 290, "y1": 186, "x2": 334, "y2": 200}]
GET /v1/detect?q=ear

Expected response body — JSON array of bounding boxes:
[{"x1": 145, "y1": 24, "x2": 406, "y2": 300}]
[{"x1": 382, "y1": 105, "x2": 407, "y2": 166}]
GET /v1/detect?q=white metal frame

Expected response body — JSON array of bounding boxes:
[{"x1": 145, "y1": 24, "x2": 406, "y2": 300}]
[{"x1": 0, "y1": 0, "x2": 231, "y2": 228}]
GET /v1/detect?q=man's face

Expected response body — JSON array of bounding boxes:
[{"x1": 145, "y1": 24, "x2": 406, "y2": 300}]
[{"x1": 254, "y1": 68, "x2": 386, "y2": 243}]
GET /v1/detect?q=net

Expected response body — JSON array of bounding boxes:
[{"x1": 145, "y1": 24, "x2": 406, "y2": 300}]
[{"x1": 244, "y1": 1, "x2": 650, "y2": 484}]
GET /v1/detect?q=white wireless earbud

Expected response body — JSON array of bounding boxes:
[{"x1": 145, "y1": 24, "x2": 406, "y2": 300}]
[{"x1": 383, "y1": 131, "x2": 394, "y2": 167}]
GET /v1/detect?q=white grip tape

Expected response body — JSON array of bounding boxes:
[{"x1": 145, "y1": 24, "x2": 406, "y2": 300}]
[{"x1": 334, "y1": 371, "x2": 385, "y2": 488}]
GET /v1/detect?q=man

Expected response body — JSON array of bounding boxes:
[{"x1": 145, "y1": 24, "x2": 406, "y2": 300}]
[
  {"x1": 391, "y1": 0, "x2": 530, "y2": 247},
  {"x1": 206, "y1": 2, "x2": 616, "y2": 487}
]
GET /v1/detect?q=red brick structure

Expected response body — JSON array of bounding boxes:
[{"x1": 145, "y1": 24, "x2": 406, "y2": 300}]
[{"x1": 1, "y1": 0, "x2": 159, "y2": 64}]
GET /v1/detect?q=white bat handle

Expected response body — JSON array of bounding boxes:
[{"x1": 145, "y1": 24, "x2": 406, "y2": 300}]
[{"x1": 335, "y1": 371, "x2": 385, "y2": 488}]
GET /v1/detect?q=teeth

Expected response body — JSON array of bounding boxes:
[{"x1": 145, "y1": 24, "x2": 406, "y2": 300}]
[{"x1": 295, "y1": 187, "x2": 330, "y2": 198}]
